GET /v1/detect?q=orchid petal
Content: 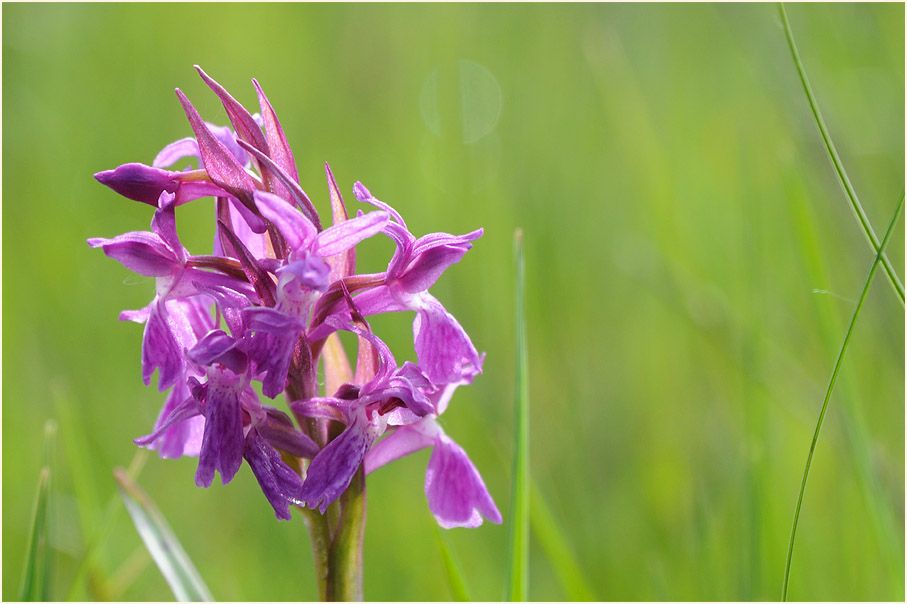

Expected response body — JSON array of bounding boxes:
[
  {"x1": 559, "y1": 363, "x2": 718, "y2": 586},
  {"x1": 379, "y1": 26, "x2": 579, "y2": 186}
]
[
  {"x1": 87, "y1": 232, "x2": 177, "y2": 277},
  {"x1": 134, "y1": 387, "x2": 203, "y2": 458},
  {"x1": 253, "y1": 190, "x2": 317, "y2": 253},
  {"x1": 300, "y1": 412, "x2": 382, "y2": 513},
  {"x1": 364, "y1": 422, "x2": 436, "y2": 474},
  {"x1": 176, "y1": 89, "x2": 261, "y2": 213},
  {"x1": 426, "y1": 433, "x2": 502, "y2": 529},
  {"x1": 195, "y1": 367, "x2": 248, "y2": 487},
  {"x1": 412, "y1": 293, "x2": 482, "y2": 385},
  {"x1": 313, "y1": 210, "x2": 389, "y2": 258},
  {"x1": 153, "y1": 138, "x2": 200, "y2": 169},
  {"x1": 243, "y1": 430, "x2": 305, "y2": 520}
]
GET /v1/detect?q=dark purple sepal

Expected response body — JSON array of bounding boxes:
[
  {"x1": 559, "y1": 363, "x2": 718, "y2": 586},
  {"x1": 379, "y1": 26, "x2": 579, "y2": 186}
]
[
  {"x1": 243, "y1": 429, "x2": 306, "y2": 520},
  {"x1": 258, "y1": 406, "x2": 320, "y2": 459},
  {"x1": 194, "y1": 66, "x2": 270, "y2": 159},
  {"x1": 217, "y1": 219, "x2": 277, "y2": 308},
  {"x1": 243, "y1": 307, "x2": 306, "y2": 399},
  {"x1": 176, "y1": 89, "x2": 262, "y2": 216},
  {"x1": 299, "y1": 412, "x2": 380, "y2": 513},
  {"x1": 194, "y1": 367, "x2": 247, "y2": 487}
]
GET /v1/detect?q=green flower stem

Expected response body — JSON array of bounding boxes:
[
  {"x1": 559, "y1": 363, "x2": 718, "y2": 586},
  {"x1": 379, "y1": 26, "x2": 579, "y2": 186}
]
[
  {"x1": 327, "y1": 465, "x2": 366, "y2": 602},
  {"x1": 781, "y1": 191, "x2": 904, "y2": 601},
  {"x1": 778, "y1": 2, "x2": 905, "y2": 306},
  {"x1": 300, "y1": 506, "x2": 332, "y2": 601}
]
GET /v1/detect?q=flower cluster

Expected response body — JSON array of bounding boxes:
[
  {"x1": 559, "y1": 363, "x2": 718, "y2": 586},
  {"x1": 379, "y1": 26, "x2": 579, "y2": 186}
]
[{"x1": 90, "y1": 67, "x2": 501, "y2": 528}]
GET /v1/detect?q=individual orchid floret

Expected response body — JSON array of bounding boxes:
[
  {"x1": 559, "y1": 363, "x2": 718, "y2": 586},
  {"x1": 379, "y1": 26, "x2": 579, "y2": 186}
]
[
  {"x1": 310, "y1": 182, "x2": 483, "y2": 384},
  {"x1": 364, "y1": 363, "x2": 501, "y2": 529},
  {"x1": 89, "y1": 192, "x2": 254, "y2": 390},
  {"x1": 293, "y1": 319, "x2": 434, "y2": 512}
]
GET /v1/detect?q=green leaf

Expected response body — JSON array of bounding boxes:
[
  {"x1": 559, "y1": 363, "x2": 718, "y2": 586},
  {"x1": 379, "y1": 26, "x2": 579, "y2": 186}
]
[
  {"x1": 114, "y1": 468, "x2": 214, "y2": 602},
  {"x1": 434, "y1": 525, "x2": 470, "y2": 601},
  {"x1": 20, "y1": 420, "x2": 57, "y2": 602},
  {"x1": 530, "y1": 480, "x2": 597, "y2": 601},
  {"x1": 781, "y1": 192, "x2": 904, "y2": 600},
  {"x1": 507, "y1": 228, "x2": 530, "y2": 601}
]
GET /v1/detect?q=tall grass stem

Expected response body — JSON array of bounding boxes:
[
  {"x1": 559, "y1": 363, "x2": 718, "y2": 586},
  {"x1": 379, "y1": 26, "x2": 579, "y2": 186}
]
[
  {"x1": 777, "y1": 2, "x2": 905, "y2": 306},
  {"x1": 781, "y1": 191, "x2": 904, "y2": 600},
  {"x1": 506, "y1": 228, "x2": 530, "y2": 601}
]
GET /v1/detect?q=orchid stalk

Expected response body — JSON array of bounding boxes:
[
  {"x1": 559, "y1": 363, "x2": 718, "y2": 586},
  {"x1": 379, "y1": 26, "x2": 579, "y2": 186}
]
[{"x1": 90, "y1": 66, "x2": 500, "y2": 601}]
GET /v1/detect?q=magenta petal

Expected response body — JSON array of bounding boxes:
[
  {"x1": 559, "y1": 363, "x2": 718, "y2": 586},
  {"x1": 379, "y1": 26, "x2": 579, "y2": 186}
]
[
  {"x1": 314, "y1": 210, "x2": 389, "y2": 258},
  {"x1": 153, "y1": 138, "x2": 200, "y2": 169},
  {"x1": 134, "y1": 386, "x2": 203, "y2": 458},
  {"x1": 364, "y1": 423, "x2": 435, "y2": 474},
  {"x1": 142, "y1": 299, "x2": 185, "y2": 391},
  {"x1": 396, "y1": 240, "x2": 473, "y2": 294},
  {"x1": 87, "y1": 232, "x2": 178, "y2": 277},
  {"x1": 95, "y1": 163, "x2": 178, "y2": 205},
  {"x1": 253, "y1": 190, "x2": 317, "y2": 252},
  {"x1": 352, "y1": 181, "x2": 406, "y2": 227},
  {"x1": 426, "y1": 433, "x2": 502, "y2": 529},
  {"x1": 195, "y1": 369, "x2": 247, "y2": 487},
  {"x1": 243, "y1": 307, "x2": 306, "y2": 398},
  {"x1": 176, "y1": 89, "x2": 260, "y2": 211},
  {"x1": 412, "y1": 293, "x2": 482, "y2": 384},
  {"x1": 300, "y1": 414, "x2": 378, "y2": 513},
  {"x1": 243, "y1": 429, "x2": 305, "y2": 521},
  {"x1": 195, "y1": 66, "x2": 269, "y2": 157},
  {"x1": 239, "y1": 140, "x2": 321, "y2": 229}
]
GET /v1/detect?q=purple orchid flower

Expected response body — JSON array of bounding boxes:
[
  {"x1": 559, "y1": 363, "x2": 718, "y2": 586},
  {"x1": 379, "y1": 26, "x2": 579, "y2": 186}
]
[
  {"x1": 364, "y1": 363, "x2": 501, "y2": 529},
  {"x1": 308, "y1": 182, "x2": 483, "y2": 385},
  {"x1": 93, "y1": 67, "x2": 494, "y2": 532}
]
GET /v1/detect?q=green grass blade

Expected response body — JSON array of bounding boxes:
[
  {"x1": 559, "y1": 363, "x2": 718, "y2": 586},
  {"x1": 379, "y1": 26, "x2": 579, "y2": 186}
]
[
  {"x1": 777, "y1": 2, "x2": 905, "y2": 306},
  {"x1": 434, "y1": 525, "x2": 470, "y2": 601},
  {"x1": 507, "y1": 228, "x2": 530, "y2": 601},
  {"x1": 19, "y1": 420, "x2": 57, "y2": 601},
  {"x1": 114, "y1": 468, "x2": 214, "y2": 602},
  {"x1": 781, "y1": 191, "x2": 904, "y2": 600},
  {"x1": 530, "y1": 479, "x2": 597, "y2": 601}
]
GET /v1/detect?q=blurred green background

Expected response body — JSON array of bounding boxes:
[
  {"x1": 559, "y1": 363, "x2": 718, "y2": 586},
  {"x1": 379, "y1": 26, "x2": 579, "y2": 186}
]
[{"x1": 3, "y1": 3, "x2": 904, "y2": 601}]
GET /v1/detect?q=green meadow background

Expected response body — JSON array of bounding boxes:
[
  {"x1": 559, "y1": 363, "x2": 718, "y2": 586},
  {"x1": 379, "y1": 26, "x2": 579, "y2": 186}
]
[{"x1": 3, "y1": 3, "x2": 904, "y2": 601}]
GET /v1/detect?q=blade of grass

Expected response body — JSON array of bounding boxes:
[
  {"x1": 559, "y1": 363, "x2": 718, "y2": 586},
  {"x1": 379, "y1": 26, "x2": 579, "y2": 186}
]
[
  {"x1": 434, "y1": 525, "x2": 470, "y2": 601},
  {"x1": 19, "y1": 420, "x2": 57, "y2": 601},
  {"x1": 781, "y1": 191, "x2": 904, "y2": 600},
  {"x1": 115, "y1": 467, "x2": 214, "y2": 602},
  {"x1": 507, "y1": 228, "x2": 529, "y2": 601},
  {"x1": 777, "y1": 2, "x2": 905, "y2": 306},
  {"x1": 529, "y1": 479, "x2": 597, "y2": 601}
]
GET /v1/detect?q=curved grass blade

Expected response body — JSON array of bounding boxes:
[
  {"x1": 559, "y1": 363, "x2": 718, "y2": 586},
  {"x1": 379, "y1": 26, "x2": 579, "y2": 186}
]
[
  {"x1": 777, "y1": 2, "x2": 905, "y2": 306},
  {"x1": 434, "y1": 525, "x2": 470, "y2": 601},
  {"x1": 507, "y1": 228, "x2": 529, "y2": 601},
  {"x1": 781, "y1": 191, "x2": 904, "y2": 600},
  {"x1": 114, "y1": 468, "x2": 214, "y2": 602},
  {"x1": 19, "y1": 420, "x2": 57, "y2": 601},
  {"x1": 530, "y1": 479, "x2": 597, "y2": 601}
]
